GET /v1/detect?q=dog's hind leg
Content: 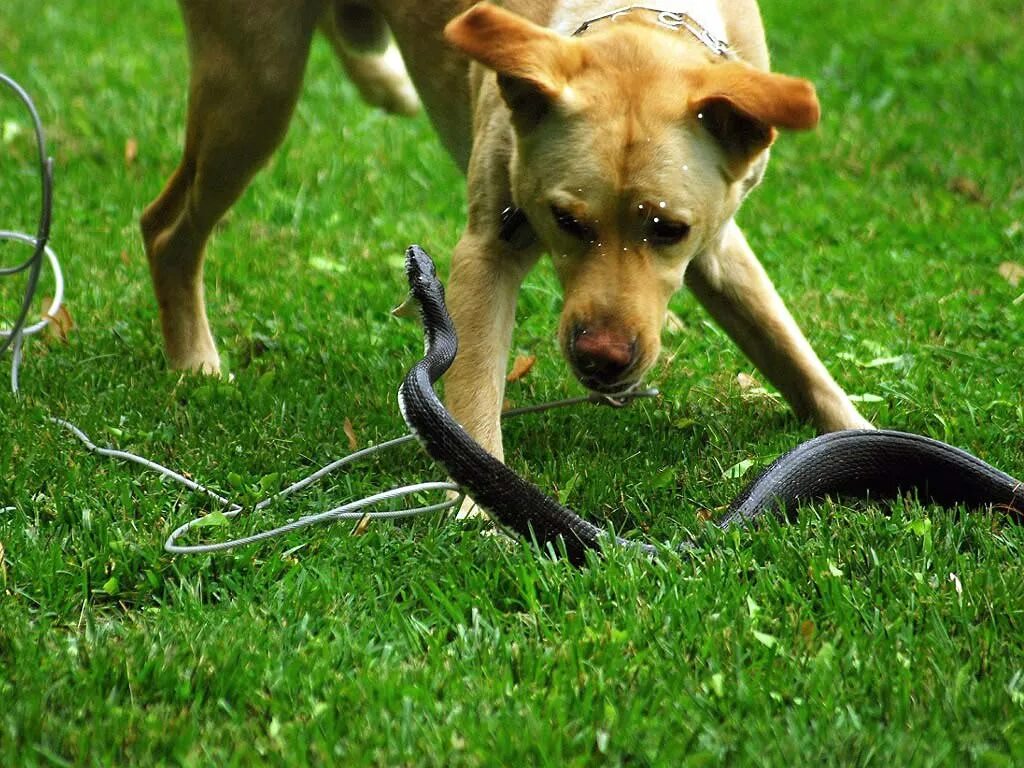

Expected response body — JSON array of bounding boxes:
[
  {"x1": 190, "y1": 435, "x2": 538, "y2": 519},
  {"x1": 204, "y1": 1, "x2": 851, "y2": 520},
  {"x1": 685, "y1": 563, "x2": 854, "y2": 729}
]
[
  {"x1": 686, "y1": 220, "x2": 873, "y2": 433},
  {"x1": 141, "y1": 2, "x2": 321, "y2": 373},
  {"x1": 320, "y1": 2, "x2": 420, "y2": 116}
]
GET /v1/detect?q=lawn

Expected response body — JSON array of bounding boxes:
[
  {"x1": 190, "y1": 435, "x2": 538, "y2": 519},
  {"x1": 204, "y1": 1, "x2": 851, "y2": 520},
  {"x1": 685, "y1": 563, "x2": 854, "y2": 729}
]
[{"x1": 1, "y1": 0, "x2": 1023, "y2": 764}]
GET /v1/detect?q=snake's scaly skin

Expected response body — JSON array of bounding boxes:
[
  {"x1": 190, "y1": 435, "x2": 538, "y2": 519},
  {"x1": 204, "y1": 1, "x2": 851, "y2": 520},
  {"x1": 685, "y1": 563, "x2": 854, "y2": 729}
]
[{"x1": 398, "y1": 245, "x2": 1024, "y2": 565}]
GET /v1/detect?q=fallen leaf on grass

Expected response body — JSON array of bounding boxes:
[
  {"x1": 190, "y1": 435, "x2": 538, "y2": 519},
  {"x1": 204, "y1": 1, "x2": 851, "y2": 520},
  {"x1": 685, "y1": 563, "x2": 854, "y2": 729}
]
[
  {"x1": 556, "y1": 472, "x2": 580, "y2": 505},
  {"x1": 736, "y1": 372, "x2": 759, "y2": 390},
  {"x1": 708, "y1": 672, "x2": 725, "y2": 697},
  {"x1": 1, "y1": 119, "x2": 23, "y2": 144},
  {"x1": 752, "y1": 629, "x2": 778, "y2": 648},
  {"x1": 651, "y1": 466, "x2": 676, "y2": 489},
  {"x1": 907, "y1": 517, "x2": 932, "y2": 538},
  {"x1": 736, "y1": 372, "x2": 780, "y2": 401},
  {"x1": 863, "y1": 355, "x2": 910, "y2": 368},
  {"x1": 309, "y1": 255, "x2": 349, "y2": 275},
  {"x1": 998, "y1": 261, "x2": 1024, "y2": 287},
  {"x1": 124, "y1": 137, "x2": 139, "y2": 166},
  {"x1": 258, "y1": 473, "x2": 280, "y2": 495},
  {"x1": 847, "y1": 393, "x2": 885, "y2": 403},
  {"x1": 723, "y1": 458, "x2": 755, "y2": 480},
  {"x1": 191, "y1": 510, "x2": 231, "y2": 528},
  {"x1": 42, "y1": 300, "x2": 74, "y2": 343},
  {"x1": 747, "y1": 595, "x2": 760, "y2": 618},
  {"x1": 506, "y1": 355, "x2": 536, "y2": 383},
  {"x1": 948, "y1": 572, "x2": 963, "y2": 596},
  {"x1": 837, "y1": 346, "x2": 912, "y2": 370},
  {"x1": 351, "y1": 513, "x2": 372, "y2": 536},
  {"x1": 343, "y1": 417, "x2": 358, "y2": 451},
  {"x1": 949, "y1": 176, "x2": 989, "y2": 205},
  {"x1": 800, "y1": 620, "x2": 816, "y2": 644}
]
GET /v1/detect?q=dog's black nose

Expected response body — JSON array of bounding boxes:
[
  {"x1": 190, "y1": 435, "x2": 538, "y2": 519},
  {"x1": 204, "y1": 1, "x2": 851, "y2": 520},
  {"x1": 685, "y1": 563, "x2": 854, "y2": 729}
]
[{"x1": 570, "y1": 325, "x2": 637, "y2": 388}]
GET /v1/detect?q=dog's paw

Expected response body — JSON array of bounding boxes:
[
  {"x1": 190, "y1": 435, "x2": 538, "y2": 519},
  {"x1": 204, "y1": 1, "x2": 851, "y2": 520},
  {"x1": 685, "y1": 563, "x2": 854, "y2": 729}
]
[
  {"x1": 843, "y1": 414, "x2": 876, "y2": 431},
  {"x1": 815, "y1": 399, "x2": 876, "y2": 433},
  {"x1": 168, "y1": 351, "x2": 222, "y2": 377},
  {"x1": 456, "y1": 495, "x2": 488, "y2": 520}
]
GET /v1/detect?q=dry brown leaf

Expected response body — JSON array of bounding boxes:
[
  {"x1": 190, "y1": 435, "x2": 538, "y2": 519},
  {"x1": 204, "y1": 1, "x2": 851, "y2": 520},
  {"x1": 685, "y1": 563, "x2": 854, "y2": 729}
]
[
  {"x1": 736, "y1": 372, "x2": 760, "y2": 390},
  {"x1": 949, "y1": 176, "x2": 988, "y2": 205},
  {"x1": 998, "y1": 261, "x2": 1024, "y2": 287},
  {"x1": 800, "y1": 619, "x2": 816, "y2": 644},
  {"x1": 119, "y1": 250, "x2": 131, "y2": 266},
  {"x1": 124, "y1": 137, "x2": 139, "y2": 166},
  {"x1": 506, "y1": 355, "x2": 536, "y2": 383},
  {"x1": 351, "y1": 513, "x2": 372, "y2": 537},
  {"x1": 737, "y1": 371, "x2": 780, "y2": 401},
  {"x1": 343, "y1": 417, "x2": 358, "y2": 451},
  {"x1": 42, "y1": 299, "x2": 74, "y2": 343}
]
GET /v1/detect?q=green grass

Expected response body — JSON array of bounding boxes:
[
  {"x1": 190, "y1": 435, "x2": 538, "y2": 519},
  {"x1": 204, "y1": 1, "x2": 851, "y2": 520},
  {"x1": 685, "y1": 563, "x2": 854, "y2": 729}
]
[{"x1": 2, "y1": 0, "x2": 1023, "y2": 764}]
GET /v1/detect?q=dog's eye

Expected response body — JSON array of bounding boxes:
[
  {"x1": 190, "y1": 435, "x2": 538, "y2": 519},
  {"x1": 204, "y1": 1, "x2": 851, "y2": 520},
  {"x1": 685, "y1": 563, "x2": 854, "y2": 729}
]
[
  {"x1": 648, "y1": 216, "x2": 691, "y2": 246},
  {"x1": 550, "y1": 205, "x2": 595, "y2": 242}
]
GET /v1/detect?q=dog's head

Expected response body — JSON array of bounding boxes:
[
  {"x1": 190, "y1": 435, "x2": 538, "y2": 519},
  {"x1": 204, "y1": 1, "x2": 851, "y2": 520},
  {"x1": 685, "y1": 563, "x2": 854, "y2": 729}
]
[{"x1": 446, "y1": 4, "x2": 819, "y2": 393}]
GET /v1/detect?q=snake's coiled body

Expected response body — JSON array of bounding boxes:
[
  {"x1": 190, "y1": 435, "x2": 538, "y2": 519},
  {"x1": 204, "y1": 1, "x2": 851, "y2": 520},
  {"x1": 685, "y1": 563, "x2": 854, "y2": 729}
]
[{"x1": 398, "y1": 245, "x2": 1024, "y2": 565}]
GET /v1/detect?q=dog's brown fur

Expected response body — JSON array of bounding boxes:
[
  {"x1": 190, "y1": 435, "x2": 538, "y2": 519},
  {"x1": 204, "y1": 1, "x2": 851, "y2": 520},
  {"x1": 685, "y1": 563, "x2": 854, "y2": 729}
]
[{"x1": 143, "y1": 0, "x2": 870, "y2": 486}]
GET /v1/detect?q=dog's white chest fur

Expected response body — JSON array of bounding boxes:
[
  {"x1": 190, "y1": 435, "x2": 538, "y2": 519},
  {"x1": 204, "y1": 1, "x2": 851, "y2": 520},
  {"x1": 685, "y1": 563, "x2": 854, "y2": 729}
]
[{"x1": 549, "y1": 0, "x2": 728, "y2": 42}]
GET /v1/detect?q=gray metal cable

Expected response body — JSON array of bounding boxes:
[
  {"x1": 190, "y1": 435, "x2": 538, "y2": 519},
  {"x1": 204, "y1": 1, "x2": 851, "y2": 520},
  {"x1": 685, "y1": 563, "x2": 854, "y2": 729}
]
[{"x1": 0, "y1": 72, "x2": 61, "y2": 390}]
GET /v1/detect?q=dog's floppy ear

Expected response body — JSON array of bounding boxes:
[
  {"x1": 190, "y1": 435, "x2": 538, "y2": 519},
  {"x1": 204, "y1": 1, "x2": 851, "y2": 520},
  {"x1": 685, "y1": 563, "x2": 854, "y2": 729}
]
[
  {"x1": 688, "y1": 62, "x2": 820, "y2": 179},
  {"x1": 445, "y1": 3, "x2": 579, "y2": 130}
]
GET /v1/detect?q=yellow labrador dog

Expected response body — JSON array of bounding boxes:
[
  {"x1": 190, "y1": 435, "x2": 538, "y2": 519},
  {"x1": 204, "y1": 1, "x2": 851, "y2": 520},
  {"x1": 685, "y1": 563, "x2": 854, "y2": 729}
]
[{"x1": 142, "y1": 1, "x2": 870, "y2": 469}]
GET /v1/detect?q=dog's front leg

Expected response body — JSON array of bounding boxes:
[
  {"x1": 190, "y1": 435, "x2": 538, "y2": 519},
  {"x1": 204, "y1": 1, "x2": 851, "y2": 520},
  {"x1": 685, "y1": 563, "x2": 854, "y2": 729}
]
[
  {"x1": 685, "y1": 220, "x2": 872, "y2": 432},
  {"x1": 444, "y1": 232, "x2": 539, "y2": 463}
]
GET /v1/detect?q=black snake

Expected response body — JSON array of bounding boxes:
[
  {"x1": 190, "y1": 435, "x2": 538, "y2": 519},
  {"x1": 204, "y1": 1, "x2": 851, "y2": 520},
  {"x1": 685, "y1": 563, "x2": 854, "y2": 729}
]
[{"x1": 398, "y1": 245, "x2": 1024, "y2": 565}]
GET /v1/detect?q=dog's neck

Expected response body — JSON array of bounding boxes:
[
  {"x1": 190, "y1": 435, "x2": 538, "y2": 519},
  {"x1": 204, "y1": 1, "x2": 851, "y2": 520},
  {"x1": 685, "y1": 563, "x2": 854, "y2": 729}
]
[{"x1": 549, "y1": 0, "x2": 729, "y2": 48}]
